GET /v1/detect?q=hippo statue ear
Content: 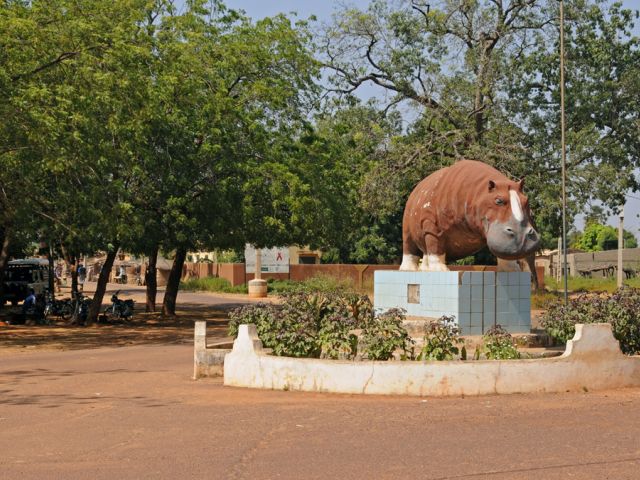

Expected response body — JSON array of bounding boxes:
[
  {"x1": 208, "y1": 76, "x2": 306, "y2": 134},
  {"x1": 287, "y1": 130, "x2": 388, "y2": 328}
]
[
  {"x1": 488, "y1": 180, "x2": 496, "y2": 192},
  {"x1": 518, "y1": 178, "x2": 525, "y2": 192}
]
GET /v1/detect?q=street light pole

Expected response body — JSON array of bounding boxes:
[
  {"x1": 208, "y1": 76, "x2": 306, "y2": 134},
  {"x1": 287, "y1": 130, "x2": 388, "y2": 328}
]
[
  {"x1": 618, "y1": 206, "x2": 625, "y2": 288},
  {"x1": 560, "y1": 0, "x2": 569, "y2": 305}
]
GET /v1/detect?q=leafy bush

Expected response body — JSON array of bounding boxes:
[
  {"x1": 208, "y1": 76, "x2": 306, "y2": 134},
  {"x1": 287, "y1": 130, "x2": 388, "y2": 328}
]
[
  {"x1": 228, "y1": 291, "x2": 373, "y2": 359},
  {"x1": 418, "y1": 316, "x2": 463, "y2": 361},
  {"x1": 181, "y1": 276, "x2": 248, "y2": 294},
  {"x1": 482, "y1": 325, "x2": 520, "y2": 360},
  {"x1": 228, "y1": 303, "x2": 277, "y2": 345},
  {"x1": 359, "y1": 308, "x2": 414, "y2": 360},
  {"x1": 267, "y1": 275, "x2": 356, "y2": 295},
  {"x1": 540, "y1": 287, "x2": 640, "y2": 354}
]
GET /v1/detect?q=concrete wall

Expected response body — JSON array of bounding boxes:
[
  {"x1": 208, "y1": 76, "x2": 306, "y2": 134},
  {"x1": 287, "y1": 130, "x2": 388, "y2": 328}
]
[
  {"x1": 545, "y1": 248, "x2": 640, "y2": 277},
  {"x1": 183, "y1": 262, "x2": 544, "y2": 290},
  {"x1": 221, "y1": 323, "x2": 640, "y2": 397}
]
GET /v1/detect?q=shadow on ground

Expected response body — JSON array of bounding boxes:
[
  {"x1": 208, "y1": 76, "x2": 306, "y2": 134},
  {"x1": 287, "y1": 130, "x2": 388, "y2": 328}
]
[{"x1": 0, "y1": 303, "x2": 234, "y2": 353}]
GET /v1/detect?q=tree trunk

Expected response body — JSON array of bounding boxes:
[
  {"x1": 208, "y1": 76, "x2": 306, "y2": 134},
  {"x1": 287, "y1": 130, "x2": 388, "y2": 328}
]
[
  {"x1": 145, "y1": 244, "x2": 159, "y2": 312},
  {"x1": 162, "y1": 246, "x2": 187, "y2": 317},
  {"x1": 0, "y1": 225, "x2": 11, "y2": 309},
  {"x1": 68, "y1": 260, "x2": 78, "y2": 297},
  {"x1": 47, "y1": 246, "x2": 55, "y2": 299},
  {"x1": 524, "y1": 253, "x2": 540, "y2": 292},
  {"x1": 86, "y1": 246, "x2": 119, "y2": 324}
]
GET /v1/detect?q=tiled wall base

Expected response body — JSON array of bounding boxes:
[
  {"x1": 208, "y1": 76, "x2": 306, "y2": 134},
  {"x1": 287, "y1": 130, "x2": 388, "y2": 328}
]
[{"x1": 374, "y1": 271, "x2": 531, "y2": 335}]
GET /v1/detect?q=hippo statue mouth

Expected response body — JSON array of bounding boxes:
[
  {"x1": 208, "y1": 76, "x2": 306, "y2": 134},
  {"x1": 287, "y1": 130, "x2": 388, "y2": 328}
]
[{"x1": 486, "y1": 220, "x2": 540, "y2": 260}]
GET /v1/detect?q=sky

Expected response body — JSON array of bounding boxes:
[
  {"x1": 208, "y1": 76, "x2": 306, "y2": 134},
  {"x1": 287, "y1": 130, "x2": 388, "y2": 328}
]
[{"x1": 218, "y1": 0, "x2": 640, "y2": 237}]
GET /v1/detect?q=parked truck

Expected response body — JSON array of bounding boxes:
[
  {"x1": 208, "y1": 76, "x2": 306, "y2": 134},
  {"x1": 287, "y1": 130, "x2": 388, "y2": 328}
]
[{"x1": 2, "y1": 258, "x2": 50, "y2": 305}]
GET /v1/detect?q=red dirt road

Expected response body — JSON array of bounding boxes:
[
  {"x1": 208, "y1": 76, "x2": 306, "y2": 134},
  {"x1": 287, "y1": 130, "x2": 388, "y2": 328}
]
[{"x1": 2, "y1": 344, "x2": 640, "y2": 479}]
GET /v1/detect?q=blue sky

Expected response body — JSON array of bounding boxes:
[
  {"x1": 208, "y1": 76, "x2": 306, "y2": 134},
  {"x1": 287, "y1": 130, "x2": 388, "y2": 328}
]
[{"x1": 221, "y1": 0, "x2": 640, "y2": 236}]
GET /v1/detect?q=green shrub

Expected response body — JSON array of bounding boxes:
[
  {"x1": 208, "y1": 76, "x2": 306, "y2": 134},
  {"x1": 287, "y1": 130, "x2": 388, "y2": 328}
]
[
  {"x1": 267, "y1": 275, "x2": 357, "y2": 295},
  {"x1": 418, "y1": 316, "x2": 463, "y2": 361},
  {"x1": 482, "y1": 325, "x2": 520, "y2": 360},
  {"x1": 228, "y1": 303, "x2": 277, "y2": 345},
  {"x1": 531, "y1": 291, "x2": 562, "y2": 310},
  {"x1": 360, "y1": 308, "x2": 414, "y2": 360},
  {"x1": 181, "y1": 276, "x2": 248, "y2": 294},
  {"x1": 228, "y1": 291, "x2": 372, "y2": 359},
  {"x1": 540, "y1": 287, "x2": 640, "y2": 354}
]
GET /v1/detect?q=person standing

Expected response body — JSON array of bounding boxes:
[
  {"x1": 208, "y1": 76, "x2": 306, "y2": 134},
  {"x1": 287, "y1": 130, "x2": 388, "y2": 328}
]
[{"x1": 77, "y1": 264, "x2": 87, "y2": 291}]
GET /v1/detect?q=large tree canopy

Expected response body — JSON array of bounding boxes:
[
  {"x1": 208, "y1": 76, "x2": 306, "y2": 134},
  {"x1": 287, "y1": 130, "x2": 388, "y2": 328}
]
[{"x1": 322, "y1": 0, "x2": 640, "y2": 252}]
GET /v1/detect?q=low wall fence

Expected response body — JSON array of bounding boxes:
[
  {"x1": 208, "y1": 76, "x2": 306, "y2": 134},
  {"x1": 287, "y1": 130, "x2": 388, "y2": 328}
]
[
  {"x1": 181, "y1": 263, "x2": 544, "y2": 290},
  {"x1": 208, "y1": 323, "x2": 640, "y2": 397}
]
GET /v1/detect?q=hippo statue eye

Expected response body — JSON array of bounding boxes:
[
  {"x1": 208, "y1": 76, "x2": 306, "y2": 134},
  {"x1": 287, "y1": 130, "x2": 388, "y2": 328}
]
[{"x1": 495, "y1": 198, "x2": 505, "y2": 206}]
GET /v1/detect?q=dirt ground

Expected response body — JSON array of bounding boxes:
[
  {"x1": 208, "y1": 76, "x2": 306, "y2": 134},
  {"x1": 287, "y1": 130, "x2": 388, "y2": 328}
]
[
  {"x1": 3, "y1": 284, "x2": 640, "y2": 479},
  {"x1": 0, "y1": 283, "x2": 258, "y2": 355},
  {"x1": 2, "y1": 344, "x2": 640, "y2": 479}
]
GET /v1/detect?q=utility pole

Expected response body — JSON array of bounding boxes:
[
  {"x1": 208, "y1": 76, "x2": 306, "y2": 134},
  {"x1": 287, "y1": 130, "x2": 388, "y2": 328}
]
[
  {"x1": 559, "y1": 0, "x2": 569, "y2": 305},
  {"x1": 618, "y1": 206, "x2": 625, "y2": 288}
]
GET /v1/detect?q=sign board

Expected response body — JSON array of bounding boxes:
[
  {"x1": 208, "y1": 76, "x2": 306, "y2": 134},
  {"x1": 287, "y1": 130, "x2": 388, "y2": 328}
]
[{"x1": 245, "y1": 245, "x2": 290, "y2": 274}]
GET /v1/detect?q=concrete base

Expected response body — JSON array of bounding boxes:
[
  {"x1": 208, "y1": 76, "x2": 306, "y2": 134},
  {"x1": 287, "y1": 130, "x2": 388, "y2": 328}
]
[
  {"x1": 375, "y1": 271, "x2": 531, "y2": 335},
  {"x1": 223, "y1": 323, "x2": 640, "y2": 396},
  {"x1": 247, "y1": 278, "x2": 267, "y2": 298},
  {"x1": 193, "y1": 322, "x2": 231, "y2": 378}
]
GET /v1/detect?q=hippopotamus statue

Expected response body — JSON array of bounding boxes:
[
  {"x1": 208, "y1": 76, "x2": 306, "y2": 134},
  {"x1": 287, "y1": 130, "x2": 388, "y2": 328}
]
[{"x1": 400, "y1": 160, "x2": 540, "y2": 272}]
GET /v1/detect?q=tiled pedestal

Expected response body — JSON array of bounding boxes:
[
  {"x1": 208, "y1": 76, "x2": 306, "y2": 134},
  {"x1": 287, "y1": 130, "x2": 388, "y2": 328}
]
[{"x1": 374, "y1": 271, "x2": 531, "y2": 335}]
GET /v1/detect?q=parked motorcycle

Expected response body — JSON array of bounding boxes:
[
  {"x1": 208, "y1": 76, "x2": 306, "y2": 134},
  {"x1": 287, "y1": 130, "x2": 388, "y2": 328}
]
[
  {"x1": 103, "y1": 290, "x2": 134, "y2": 321},
  {"x1": 71, "y1": 291, "x2": 91, "y2": 325},
  {"x1": 43, "y1": 293, "x2": 74, "y2": 321}
]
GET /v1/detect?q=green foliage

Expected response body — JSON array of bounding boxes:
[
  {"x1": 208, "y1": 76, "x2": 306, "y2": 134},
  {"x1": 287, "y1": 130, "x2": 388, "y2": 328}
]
[
  {"x1": 531, "y1": 291, "x2": 563, "y2": 310},
  {"x1": 321, "y1": 0, "x2": 640, "y2": 251},
  {"x1": 229, "y1": 290, "x2": 417, "y2": 360},
  {"x1": 228, "y1": 291, "x2": 373, "y2": 359},
  {"x1": 359, "y1": 308, "x2": 414, "y2": 360},
  {"x1": 571, "y1": 223, "x2": 637, "y2": 251},
  {"x1": 180, "y1": 277, "x2": 248, "y2": 294},
  {"x1": 540, "y1": 288, "x2": 640, "y2": 354},
  {"x1": 228, "y1": 303, "x2": 276, "y2": 340},
  {"x1": 545, "y1": 275, "x2": 640, "y2": 294},
  {"x1": 417, "y1": 316, "x2": 463, "y2": 361},
  {"x1": 267, "y1": 275, "x2": 356, "y2": 295},
  {"x1": 482, "y1": 325, "x2": 520, "y2": 360}
]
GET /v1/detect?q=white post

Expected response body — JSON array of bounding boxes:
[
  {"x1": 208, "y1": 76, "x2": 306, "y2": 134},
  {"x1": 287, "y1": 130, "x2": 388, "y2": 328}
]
[
  {"x1": 618, "y1": 207, "x2": 624, "y2": 288},
  {"x1": 247, "y1": 246, "x2": 267, "y2": 298},
  {"x1": 255, "y1": 248, "x2": 262, "y2": 280}
]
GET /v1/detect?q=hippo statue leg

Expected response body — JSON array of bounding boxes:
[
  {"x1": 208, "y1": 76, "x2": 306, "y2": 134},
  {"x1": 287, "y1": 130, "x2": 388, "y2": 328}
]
[
  {"x1": 400, "y1": 230, "x2": 421, "y2": 271},
  {"x1": 496, "y1": 258, "x2": 521, "y2": 272},
  {"x1": 421, "y1": 234, "x2": 449, "y2": 272}
]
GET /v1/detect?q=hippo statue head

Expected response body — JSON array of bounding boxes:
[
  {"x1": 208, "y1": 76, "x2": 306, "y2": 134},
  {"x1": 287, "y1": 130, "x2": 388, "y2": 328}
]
[{"x1": 482, "y1": 178, "x2": 540, "y2": 260}]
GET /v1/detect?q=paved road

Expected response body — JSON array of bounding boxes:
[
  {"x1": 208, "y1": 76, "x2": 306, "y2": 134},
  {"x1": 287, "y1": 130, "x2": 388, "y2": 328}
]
[{"x1": 2, "y1": 345, "x2": 640, "y2": 479}]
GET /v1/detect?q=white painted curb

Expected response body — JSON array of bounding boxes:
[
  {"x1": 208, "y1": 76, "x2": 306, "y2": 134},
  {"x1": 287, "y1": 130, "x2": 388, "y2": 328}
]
[{"x1": 223, "y1": 323, "x2": 640, "y2": 396}]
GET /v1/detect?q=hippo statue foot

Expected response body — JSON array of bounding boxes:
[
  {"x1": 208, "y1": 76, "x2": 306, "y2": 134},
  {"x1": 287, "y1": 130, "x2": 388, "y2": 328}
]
[
  {"x1": 399, "y1": 254, "x2": 420, "y2": 271},
  {"x1": 422, "y1": 254, "x2": 449, "y2": 272}
]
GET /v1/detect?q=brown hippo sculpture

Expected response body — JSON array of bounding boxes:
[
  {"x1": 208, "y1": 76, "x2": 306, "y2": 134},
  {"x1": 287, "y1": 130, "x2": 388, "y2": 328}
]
[{"x1": 400, "y1": 160, "x2": 540, "y2": 271}]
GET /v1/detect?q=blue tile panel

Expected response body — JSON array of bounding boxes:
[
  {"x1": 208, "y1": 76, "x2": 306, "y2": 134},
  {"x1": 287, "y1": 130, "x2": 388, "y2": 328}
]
[{"x1": 374, "y1": 270, "x2": 531, "y2": 334}]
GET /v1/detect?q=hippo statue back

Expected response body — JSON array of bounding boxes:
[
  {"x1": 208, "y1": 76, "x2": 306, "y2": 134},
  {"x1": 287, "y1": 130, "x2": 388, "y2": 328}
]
[{"x1": 400, "y1": 160, "x2": 540, "y2": 272}]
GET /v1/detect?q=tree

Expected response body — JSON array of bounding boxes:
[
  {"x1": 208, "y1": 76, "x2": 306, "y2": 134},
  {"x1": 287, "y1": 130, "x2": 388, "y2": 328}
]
[
  {"x1": 571, "y1": 223, "x2": 637, "y2": 251},
  {"x1": 322, "y1": 0, "x2": 640, "y2": 250}
]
